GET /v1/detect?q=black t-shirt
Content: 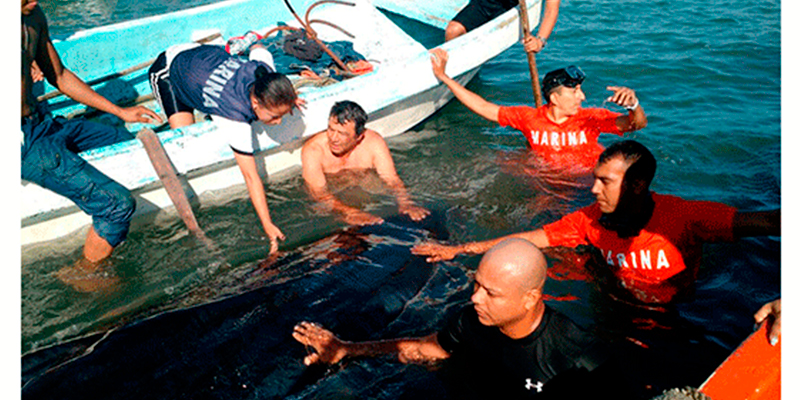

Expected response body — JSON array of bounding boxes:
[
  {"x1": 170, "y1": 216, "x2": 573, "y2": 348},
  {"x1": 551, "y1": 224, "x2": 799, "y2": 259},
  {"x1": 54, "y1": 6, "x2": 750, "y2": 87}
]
[{"x1": 436, "y1": 305, "x2": 610, "y2": 399}]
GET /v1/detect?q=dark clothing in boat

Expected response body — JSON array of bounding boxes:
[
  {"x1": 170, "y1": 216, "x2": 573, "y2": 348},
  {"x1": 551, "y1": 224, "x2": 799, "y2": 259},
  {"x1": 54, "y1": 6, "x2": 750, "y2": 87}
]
[
  {"x1": 21, "y1": 105, "x2": 136, "y2": 247},
  {"x1": 452, "y1": 0, "x2": 519, "y2": 32},
  {"x1": 149, "y1": 45, "x2": 273, "y2": 123},
  {"x1": 148, "y1": 51, "x2": 194, "y2": 118},
  {"x1": 436, "y1": 304, "x2": 611, "y2": 399}
]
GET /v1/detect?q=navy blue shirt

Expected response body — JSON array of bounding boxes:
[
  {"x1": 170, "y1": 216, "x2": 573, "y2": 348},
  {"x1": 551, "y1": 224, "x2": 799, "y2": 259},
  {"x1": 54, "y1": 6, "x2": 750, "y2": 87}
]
[{"x1": 169, "y1": 45, "x2": 272, "y2": 123}]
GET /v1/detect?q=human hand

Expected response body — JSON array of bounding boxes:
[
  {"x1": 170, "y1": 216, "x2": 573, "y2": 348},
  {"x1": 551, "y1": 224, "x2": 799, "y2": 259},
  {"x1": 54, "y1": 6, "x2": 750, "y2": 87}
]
[
  {"x1": 264, "y1": 222, "x2": 286, "y2": 255},
  {"x1": 343, "y1": 210, "x2": 384, "y2": 226},
  {"x1": 118, "y1": 105, "x2": 163, "y2": 124},
  {"x1": 294, "y1": 97, "x2": 307, "y2": 111},
  {"x1": 399, "y1": 203, "x2": 430, "y2": 221},
  {"x1": 31, "y1": 61, "x2": 44, "y2": 82},
  {"x1": 754, "y1": 299, "x2": 781, "y2": 346},
  {"x1": 429, "y1": 48, "x2": 449, "y2": 80},
  {"x1": 522, "y1": 35, "x2": 544, "y2": 53},
  {"x1": 292, "y1": 321, "x2": 349, "y2": 365},
  {"x1": 605, "y1": 86, "x2": 639, "y2": 110},
  {"x1": 411, "y1": 241, "x2": 463, "y2": 262}
]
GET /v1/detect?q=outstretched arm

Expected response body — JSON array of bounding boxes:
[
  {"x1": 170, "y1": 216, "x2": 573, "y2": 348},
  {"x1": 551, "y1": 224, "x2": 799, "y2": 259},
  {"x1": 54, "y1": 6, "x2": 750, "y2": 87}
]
[
  {"x1": 412, "y1": 229, "x2": 550, "y2": 262},
  {"x1": 233, "y1": 151, "x2": 286, "y2": 254},
  {"x1": 301, "y1": 141, "x2": 384, "y2": 226},
  {"x1": 293, "y1": 322, "x2": 450, "y2": 365},
  {"x1": 371, "y1": 134, "x2": 429, "y2": 221},
  {"x1": 733, "y1": 209, "x2": 780, "y2": 238},
  {"x1": 607, "y1": 86, "x2": 647, "y2": 133},
  {"x1": 430, "y1": 48, "x2": 500, "y2": 122},
  {"x1": 34, "y1": 9, "x2": 160, "y2": 124}
]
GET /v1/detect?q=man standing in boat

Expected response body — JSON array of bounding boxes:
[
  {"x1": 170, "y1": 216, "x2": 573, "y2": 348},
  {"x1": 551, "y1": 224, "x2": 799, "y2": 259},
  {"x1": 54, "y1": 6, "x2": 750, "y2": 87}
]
[
  {"x1": 412, "y1": 140, "x2": 780, "y2": 305},
  {"x1": 446, "y1": 0, "x2": 561, "y2": 55},
  {"x1": 301, "y1": 101, "x2": 429, "y2": 225},
  {"x1": 148, "y1": 43, "x2": 302, "y2": 254},
  {"x1": 21, "y1": 1, "x2": 162, "y2": 268},
  {"x1": 293, "y1": 238, "x2": 618, "y2": 398},
  {"x1": 430, "y1": 48, "x2": 647, "y2": 173}
]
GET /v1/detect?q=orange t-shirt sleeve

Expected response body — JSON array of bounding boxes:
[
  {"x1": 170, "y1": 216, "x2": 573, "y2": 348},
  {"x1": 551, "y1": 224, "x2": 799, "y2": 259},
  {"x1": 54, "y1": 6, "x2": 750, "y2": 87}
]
[
  {"x1": 685, "y1": 200, "x2": 737, "y2": 242},
  {"x1": 543, "y1": 208, "x2": 593, "y2": 248},
  {"x1": 498, "y1": 106, "x2": 536, "y2": 131},
  {"x1": 586, "y1": 108, "x2": 623, "y2": 136}
]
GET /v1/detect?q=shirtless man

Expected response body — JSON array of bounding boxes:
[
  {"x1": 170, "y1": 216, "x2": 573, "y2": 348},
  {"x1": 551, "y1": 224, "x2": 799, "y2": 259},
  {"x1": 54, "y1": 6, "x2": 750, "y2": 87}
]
[
  {"x1": 301, "y1": 101, "x2": 429, "y2": 225},
  {"x1": 21, "y1": 0, "x2": 160, "y2": 267},
  {"x1": 293, "y1": 239, "x2": 611, "y2": 398}
]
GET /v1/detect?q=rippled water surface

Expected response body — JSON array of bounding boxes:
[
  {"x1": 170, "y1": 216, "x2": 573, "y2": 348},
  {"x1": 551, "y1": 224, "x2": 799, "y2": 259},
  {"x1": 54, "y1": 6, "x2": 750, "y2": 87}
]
[{"x1": 22, "y1": 0, "x2": 780, "y2": 397}]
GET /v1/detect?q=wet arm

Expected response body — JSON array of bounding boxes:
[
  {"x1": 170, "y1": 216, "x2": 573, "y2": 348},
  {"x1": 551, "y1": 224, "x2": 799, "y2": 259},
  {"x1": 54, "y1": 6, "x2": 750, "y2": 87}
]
[
  {"x1": 615, "y1": 105, "x2": 647, "y2": 133},
  {"x1": 462, "y1": 229, "x2": 550, "y2": 254},
  {"x1": 413, "y1": 229, "x2": 550, "y2": 262},
  {"x1": 430, "y1": 49, "x2": 500, "y2": 122},
  {"x1": 607, "y1": 86, "x2": 647, "y2": 133},
  {"x1": 733, "y1": 209, "x2": 781, "y2": 238},
  {"x1": 536, "y1": 0, "x2": 561, "y2": 43},
  {"x1": 34, "y1": 9, "x2": 159, "y2": 123},
  {"x1": 347, "y1": 334, "x2": 450, "y2": 364},
  {"x1": 372, "y1": 136, "x2": 413, "y2": 208},
  {"x1": 293, "y1": 322, "x2": 450, "y2": 366},
  {"x1": 233, "y1": 151, "x2": 284, "y2": 251}
]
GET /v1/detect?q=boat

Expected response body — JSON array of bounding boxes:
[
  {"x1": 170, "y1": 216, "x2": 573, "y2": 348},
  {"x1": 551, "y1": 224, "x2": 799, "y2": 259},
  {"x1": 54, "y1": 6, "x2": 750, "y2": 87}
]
[
  {"x1": 22, "y1": 0, "x2": 545, "y2": 252},
  {"x1": 645, "y1": 321, "x2": 781, "y2": 400}
]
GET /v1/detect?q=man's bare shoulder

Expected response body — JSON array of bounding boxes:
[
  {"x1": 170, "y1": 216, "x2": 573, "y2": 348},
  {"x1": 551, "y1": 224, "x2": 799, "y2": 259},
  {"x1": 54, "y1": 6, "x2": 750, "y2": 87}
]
[
  {"x1": 361, "y1": 129, "x2": 388, "y2": 148},
  {"x1": 302, "y1": 131, "x2": 327, "y2": 155}
]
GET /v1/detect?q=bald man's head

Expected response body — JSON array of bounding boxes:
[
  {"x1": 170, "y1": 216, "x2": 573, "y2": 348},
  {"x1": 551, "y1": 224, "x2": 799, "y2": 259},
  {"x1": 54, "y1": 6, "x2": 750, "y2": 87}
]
[
  {"x1": 480, "y1": 238, "x2": 547, "y2": 294},
  {"x1": 471, "y1": 239, "x2": 549, "y2": 334}
]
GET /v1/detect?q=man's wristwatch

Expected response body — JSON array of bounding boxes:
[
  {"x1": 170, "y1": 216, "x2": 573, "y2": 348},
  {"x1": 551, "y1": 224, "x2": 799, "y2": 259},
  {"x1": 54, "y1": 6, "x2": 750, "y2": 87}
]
[
  {"x1": 536, "y1": 35, "x2": 547, "y2": 47},
  {"x1": 624, "y1": 99, "x2": 639, "y2": 111}
]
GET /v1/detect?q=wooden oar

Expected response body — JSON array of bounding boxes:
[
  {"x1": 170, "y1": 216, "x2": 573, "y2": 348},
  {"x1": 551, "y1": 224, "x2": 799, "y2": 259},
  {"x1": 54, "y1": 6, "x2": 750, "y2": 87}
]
[
  {"x1": 38, "y1": 32, "x2": 222, "y2": 102},
  {"x1": 137, "y1": 128, "x2": 208, "y2": 241},
  {"x1": 517, "y1": 0, "x2": 544, "y2": 107}
]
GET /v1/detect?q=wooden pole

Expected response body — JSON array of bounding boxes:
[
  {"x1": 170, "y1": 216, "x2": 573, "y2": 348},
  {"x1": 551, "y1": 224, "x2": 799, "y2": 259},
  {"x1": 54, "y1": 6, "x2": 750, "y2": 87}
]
[
  {"x1": 518, "y1": 0, "x2": 543, "y2": 107},
  {"x1": 137, "y1": 128, "x2": 205, "y2": 239}
]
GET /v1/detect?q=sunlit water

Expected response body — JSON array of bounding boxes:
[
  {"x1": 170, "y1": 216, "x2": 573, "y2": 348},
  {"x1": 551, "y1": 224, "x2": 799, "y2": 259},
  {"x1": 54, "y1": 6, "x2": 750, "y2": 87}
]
[{"x1": 22, "y1": 0, "x2": 780, "y2": 397}]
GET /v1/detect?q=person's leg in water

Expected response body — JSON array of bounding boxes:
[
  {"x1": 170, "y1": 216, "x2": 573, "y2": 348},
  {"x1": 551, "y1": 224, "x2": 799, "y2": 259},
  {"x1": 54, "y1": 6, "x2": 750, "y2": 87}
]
[{"x1": 23, "y1": 115, "x2": 136, "y2": 290}]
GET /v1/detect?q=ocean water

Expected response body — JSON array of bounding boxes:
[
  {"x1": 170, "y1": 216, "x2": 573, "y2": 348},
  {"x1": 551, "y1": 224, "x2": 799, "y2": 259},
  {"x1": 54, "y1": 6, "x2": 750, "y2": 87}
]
[{"x1": 22, "y1": 0, "x2": 781, "y2": 398}]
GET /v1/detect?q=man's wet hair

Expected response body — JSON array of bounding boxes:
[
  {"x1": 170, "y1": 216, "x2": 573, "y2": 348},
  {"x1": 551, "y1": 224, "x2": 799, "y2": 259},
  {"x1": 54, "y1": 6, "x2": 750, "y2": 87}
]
[
  {"x1": 330, "y1": 100, "x2": 368, "y2": 136},
  {"x1": 598, "y1": 140, "x2": 657, "y2": 187},
  {"x1": 252, "y1": 66, "x2": 297, "y2": 109}
]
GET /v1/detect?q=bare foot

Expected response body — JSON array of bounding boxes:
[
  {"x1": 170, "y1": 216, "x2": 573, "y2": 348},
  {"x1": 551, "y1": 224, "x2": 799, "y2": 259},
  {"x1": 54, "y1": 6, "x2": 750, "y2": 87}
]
[{"x1": 55, "y1": 258, "x2": 120, "y2": 293}]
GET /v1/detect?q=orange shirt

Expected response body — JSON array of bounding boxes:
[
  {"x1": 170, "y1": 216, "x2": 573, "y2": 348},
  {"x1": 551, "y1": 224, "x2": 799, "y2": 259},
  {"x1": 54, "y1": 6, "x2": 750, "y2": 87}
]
[
  {"x1": 542, "y1": 193, "x2": 737, "y2": 304},
  {"x1": 498, "y1": 106, "x2": 623, "y2": 171}
]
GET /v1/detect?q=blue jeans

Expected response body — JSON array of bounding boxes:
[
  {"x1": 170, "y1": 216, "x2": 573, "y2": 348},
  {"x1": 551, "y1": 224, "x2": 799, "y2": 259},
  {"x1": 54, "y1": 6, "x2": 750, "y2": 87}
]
[{"x1": 21, "y1": 112, "x2": 136, "y2": 247}]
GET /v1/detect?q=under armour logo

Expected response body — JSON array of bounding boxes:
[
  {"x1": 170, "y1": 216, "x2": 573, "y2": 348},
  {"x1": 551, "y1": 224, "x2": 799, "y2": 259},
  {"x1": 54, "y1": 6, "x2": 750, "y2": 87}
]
[{"x1": 525, "y1": 378, "x2": 544, "y2": 392}]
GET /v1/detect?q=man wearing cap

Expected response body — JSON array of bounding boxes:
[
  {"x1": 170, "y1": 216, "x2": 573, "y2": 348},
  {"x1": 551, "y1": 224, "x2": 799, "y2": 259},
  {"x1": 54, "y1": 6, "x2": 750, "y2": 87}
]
[
  {"x1": 429, "y1": 48, "x2": 647, "y2": 172},
  {"x1": 412, "y1": 140, "x2": 780, "y2": 305}
]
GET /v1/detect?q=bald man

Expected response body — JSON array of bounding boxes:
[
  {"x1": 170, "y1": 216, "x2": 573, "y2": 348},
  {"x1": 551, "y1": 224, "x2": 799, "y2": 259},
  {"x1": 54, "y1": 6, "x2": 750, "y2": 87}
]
[{"x1": 292, "y1": 239, "x2": 610, "y2": 398}]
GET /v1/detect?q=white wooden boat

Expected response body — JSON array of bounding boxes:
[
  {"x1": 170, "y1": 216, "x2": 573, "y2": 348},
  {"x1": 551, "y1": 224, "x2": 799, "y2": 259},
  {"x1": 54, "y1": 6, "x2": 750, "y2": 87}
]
[{"x1": 21, "y1": 0, "x2": 543, "y2": 251}]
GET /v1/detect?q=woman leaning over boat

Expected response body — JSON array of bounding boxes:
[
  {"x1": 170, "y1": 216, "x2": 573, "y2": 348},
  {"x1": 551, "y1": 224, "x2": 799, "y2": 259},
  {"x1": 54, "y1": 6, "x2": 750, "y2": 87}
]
[{"x1": 149, "y1": 43, "x2": 302, "y2": 254}]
